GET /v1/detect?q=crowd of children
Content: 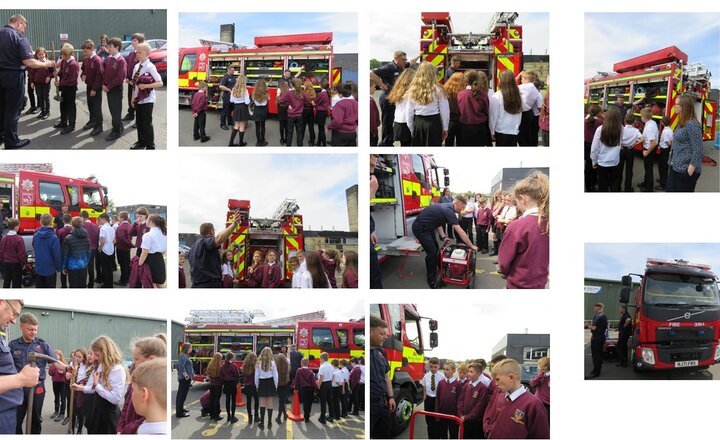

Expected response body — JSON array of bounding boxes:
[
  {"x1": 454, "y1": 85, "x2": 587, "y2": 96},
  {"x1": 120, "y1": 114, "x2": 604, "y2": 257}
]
[
  {"x1": 371, "y1": 62, "x2": 548, "y2": 147},
  {"x1": 419, "y1": 355, "x2": 550, "y2": 439},
  {"x1": 585, "y1": 94, "x2": 706, "y2": 192},
  {"x1": 22, "y1": 32, "x2": 163, "y2": 149},
  {"x1": 0, "y1": 206, "x2": 166, "y2": 288}
]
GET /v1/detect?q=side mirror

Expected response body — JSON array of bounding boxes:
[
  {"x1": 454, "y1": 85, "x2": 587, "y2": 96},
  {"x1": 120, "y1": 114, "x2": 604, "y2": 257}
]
[
  {"x1": 619, "y1": 287, "x2": 630, "y2": 304},
  {"x1": 443, "y1": 169, "x2": 449, "y2": 176},
  {"x1": 104, "y1": 195, "x2": 109, "y2": 207},
  {"x1": 308, "y1": 355, "x2": 315, "y2": 361},
  {"x1": 444, "y1": 177, "x2": 450, "y2": 187},
  {"x1": 429, "y1": 319, "x2": 438, "y2": 331},
  {"x1": 621, "y1": 275, "x2": 632, "y2": 286},
  {"x1": 429, "y1": 332, "x2": 438, "y2": 348}
]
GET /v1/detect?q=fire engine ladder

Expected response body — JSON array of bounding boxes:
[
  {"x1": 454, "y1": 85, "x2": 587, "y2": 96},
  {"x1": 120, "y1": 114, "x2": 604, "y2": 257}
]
[
  {"x1": 486, "y1": 12, "x2": 519, "y2": 33},
  {"x1": 271, "y1": 199, "x2": 300, "y2": 220},
  {"x1": 186, "y1": 309, "x2": 266, "y2": 324}
]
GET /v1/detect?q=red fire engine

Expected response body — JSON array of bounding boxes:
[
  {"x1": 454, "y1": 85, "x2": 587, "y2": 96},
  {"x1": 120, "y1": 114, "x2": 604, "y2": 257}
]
[
  {"x1": 620, "y1": 258, "x2": 720, "y2": 371},
  {"x1": 585, "y1": 46, "x2": 717, "y2": 141},
  {"x1": 371, "y1": 304, "x2": 438, "y2": 435},
  {"x1": 178, "y1": 33, "x2": 343, "y2": 113},
  {"x1": 371, "y1": 154, "x2": 448, "y2": 262},
  {"x1": 420, "y1": 12, "x2": 524, "y2": 88},
  {"x1": 223, "y1": 198, "x2": 303, "y2": 287},
  {"x1": 0, "y1": 170, "x2": 108, "y2": 234},
  {"x1": 182, "y1": 310, "x2": 364, "y2": 382}
]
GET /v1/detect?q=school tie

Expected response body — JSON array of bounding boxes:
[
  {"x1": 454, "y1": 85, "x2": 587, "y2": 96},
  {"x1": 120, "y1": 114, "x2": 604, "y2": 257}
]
[
  {"x1": 446, "y1": 378, "x2": 450, "y2": 384},
  {"x1": 505, "y1": 396, "x2": 512, "y2": 402},
  {"x1": 431, "y1": 374, "x2": 436, "y2": 392},
  {"x1": 132, "y1": 62, "x2": 143, "y2": 83}
]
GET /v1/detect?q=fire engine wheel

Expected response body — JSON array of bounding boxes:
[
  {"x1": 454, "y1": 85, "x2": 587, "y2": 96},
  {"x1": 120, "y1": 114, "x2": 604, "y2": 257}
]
[
  {"x1": 391, "y1": 388, "x2": 414, "y2": 436},
  {"x1": 21, "y1": 276, "x2": 34, "y2": 287}
]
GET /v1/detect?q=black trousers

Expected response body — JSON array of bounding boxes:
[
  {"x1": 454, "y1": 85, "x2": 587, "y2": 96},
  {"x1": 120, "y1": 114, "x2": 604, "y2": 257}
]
[
  {"x1": 657, "y1": 147, "x2": 670, "y2": 187},
  {"x1": 193, "y1": 110, "x2": 207, "y2": 138},
  {"x1": 301, "y1": 108, "x2": 315, "y2": 145},
  {"x1": 495, "y1": 132, "x2": 517, "y2": 146},
  {"x1": 476, "y1": 225, "x2": 489, "y2": 252},
  {"x1": 351, "y1": 384, "x2": 362, "y2": 412},
  {"x1": 300, "y1": 386, "x2": 314, "y2": 419},
  {"x1": 16, "y1": 383, "x2": 46, "y2": 434},
  {"x1": 379, "y1": 94, "x2": 395, "y2": 146},
  {"x1": 223, "y1": 381, "x2": 237, "y2": 419},
  {"x1": 318, "y1": 381, "x2": 332, "y2": 421},
  {"x1": 36, "y1": 273, "x2": 57, "y2": 288},
  {"x1": 413, "y1": 224, "x2": 440, "y2": 286},
  {"x1": 596, "y1": 164, "x2": 621, "y2": 192},
  {"x1": 643, "y1": 151, "x2": 654, "y2": 190},
  {"x1": 27, "y1": 76, "x2": 36, "y2": 108},
  {"x1": 342, "y1": 383, "x2": 349, "y2": 416},
  {"x1": 220, "y1": 95, "x2": 232, "y2": 127},
  {"x1": 243, "y1": 384, "x2": 259, "y2": 418},
  {"x1": 464, "y1": 418, "x2": 483, "y2": 439},
  {"x1": 254, "y1": 120, "x2": 266, "y2": 144},
  {"x1": 117, "y1": 249, "x2": 130, "y2": 284},
  {"x1": 210, "y1": 384, "x2": 222, "y2": 419},
  {"x1": 0, "y1": 70, "x2": 25, "y2": 146},
  {"x1": 458, "y1": 121, "x2": 490, "y2": 146},
  {"x1": 530, "y1": 114, "x2": 540, "y2": 146},
  {"x1": 331, "y1": 386, "x2": 341, "y2": 419},
  {"x1": 278, "y1": 105, "x2": 288, "y2": 141},
  {"x1": 126, "y1": 84, "x2": 135, "y2": 117},
  {"x1": 2, "y1": 263, "x2": 22, "y2": 288},
  {"x1": 591, "y1": 337, "x2": 605, "y2": 375},
  {"x1": 68, "y1": 268, "x2": 87, "y2": 288},
  {"x1": 53, "y1": 381, "x2": 66, "y2": 414},
  {"x1": 86, "y1": 86, "x2": 103, "y2": 127},
  {"x1": 135, "y1": 102, "x2": 154, "y2": 148},
  {"x1": 459, "y1": 217, "x2": 474, "y2": 244},
  {"x1": 331, "y1": 130, "x2": 356, "y2": 146},
  {"x1": 59, "y1": 85, "x2": 77, "y2": 128},
  {"x1": 176, "y1": 378, "x2": 191, "y2": 416},
  {"x1": 666, "y1": 167, "x2": 700, "y2": 192},
  {"x1": 315, "y1": 110, "x2": 327, "y2": 146},
  {"x1": 437, "y1": 417, "x2": 460, "y2": 439},
  {"x1": 617, "y1": 331, "x2": 631, "y2": 366},
  {"x1": 107, "y1": 86, "x2": 123, "y2": 133},
  {"x1": 98, "y1": 252, "x2": 114, "y2": 288},
  {"x1": 518, "y1": 110, "x2": 534, "y2": 146},
  {"x1": 445, "y1": 118, "x2": 459, "y2": 146},
  {"x1": 286, "y1": 116, "x2": 302, "y2": 146},
  {"x1": 36, "y1": 83, "x2": 51, "y2": 115},
  {"x1": 619, "y1": 148, "x2": 635, "y2": 191},
  {"x1": 424, "y1": 395, "x2": 437, "y2": 438},
  {"x1": 370, "y1": 399, "x2": 392, "y2": 439}
]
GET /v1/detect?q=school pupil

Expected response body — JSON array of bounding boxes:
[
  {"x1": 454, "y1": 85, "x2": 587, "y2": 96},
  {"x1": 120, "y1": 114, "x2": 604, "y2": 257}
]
[
  {"x1": 330, "y1": 359, "x2": 343, "y2": 421},
  {"x1": 444, "y1": 72, "x2": 466, "y2": 146},
  {"x1": 315, "y1": 79, "x2": 331, "y2": 146},
  {"x1": 277, "y1": 78, "x2": 307, "y2": 146},
  {"x1": 529, "y1": 356, "x2": 550, "y2": 422},
  {"x1": 435, "y1": 361, "x2": 460, "y2": 439},
  {"x1": 246, "y1": 250, "x2": 263, "y2": 287},
  {"x1": 339, "y1": 359, "x2": 350, "y2": 417},
  {"x1": 131, "y1": 358, "x2": 167, "y2": 434},
  {"x1": 422, "y1": 357, "x2": 443, "y2": 438},
  {"x1": 57, "y1": 214, "x2": 73, "y2": 287},
  {"x1": 301, "y1": 251, "x2": 331, "y2": 288},
  {"x1": 475, "y1": 197, "x2": 493, "y2": 254},
  {"x1": 54, "y1": 43, "x2": 79, "y2": 135},
  {"x1": 255, "y1": 347, "x2": 279, "y2": 429},
  {"x1": 31, "y1": 47, "x2": 53, "y2": 120},
  {"x1": 252, "y1": 79, "x2": 269, "y2": 146},
  {"x1": 206, "y1": 352, "x2": 224, "y2": 421},
  {"x1": 260, "y1": 249, "x2": 281, "y2": 288},
  {"x1": 80, "y1": 39, "x2": 104, "y2": 137},
  {"x1": 405, "y1": 62, "x2": 450, "y2": 146},
  {"x1": 275, "y1": 353, "x2": 291, "y2": 423},
  {"x1": 242, "y1": 352, "x2": 260, "y2": 424},
  {"x1": 276, "y1": 80, "x2": 290, "y2": 144},
  {"x1": 317, "y1": 249, "x2": 339, "y2": 288},
  {"x1": 327, "y1": 83, "x2": 358, "y2": 146},
  {"x1": 516, "y1": 71, "x2": 544, "y2": 146},
  {"x1": 103, "y1": 37, "x2": 128, "y2": 142},
  {"x1": 96, "y1": 213, "x2": 115, "y2": 288},
  {"x1": 341, "y1": 250, "x2": 358, "y2": 288},
  {"x1": 620, "y1": 110, "x2": 643, "y2": 192},
  {"x1": 0, "y1": 218, "x2": 26, "y2": 288},
  {"x1": 638, "y1": 107, "x2": 659, "y2": 192},
  {"x1": 657, "y1": 115, "x2": 674, "y2": 190},
  {"x1": 192, "y1": 81, "x2": 211, "y2": 142},
  {"x1": 489, "y1": 69, "x2": 523, "y2": 146},
  {"x1": 539, "y1": 83, "x2": 550, "y2": 146},
  {"x1": 370, "y1": 81, "x2": 381, "y2": 146},
  {"x1": 457, "y1": 70, "x2": 491, "y2": 146},
  {"x1": 584, "y1": 104, "x2": 604, "y2": 191},
  {"x1": 130, "y1": 42, "x2": 164, "y2": 150},
  {"x1": 316, "y1": 352, "x2": 333, "y2": 423},
  {"x1": 295, "y1": 357, "x2": 316, "y2": 421},
  {"x1": 179, "y1": 252, "x2": 187, "y2": 288},
  {"x1": 67, "y1": 348, "x2": 88, "y2": 433},
  {"x1": 123, "y1": 33, "x2": 144, "y2": 122},
  {"x1": 220, "y1": 352, "x2": 240, "y2": 423},
  {"x1": 118, "y1": 336, "x2": 167, "y2": 433},
  {"x1": 32, "y1": 213, "x2": 62, "y2": 288},
  {"x1": 487, "y1": 359, "x2": 549, "y2": 439},
  {"x1": 289, "y1": 256, "x2": 302, "y2": 288},
  {"x1": 497, "y1": 172, "x2": 549, "y2": 289},
  {"x1": 301, "y1": 80, "x2": 317, "y2": 146},
  {"x1": 458, "y1": 362, "x2": 490, "y2": 439},
  {"x1": 49, "y1": 350, "x2": 68, "y2": 423},
  {"x1": 97, "y1": 34, "x2": 109, "y2": 60},
  {"x1": 221, "y1": 250, "x2": 234, "y2": 288},
  {"x1": 137, "y1": 214, "x2": 167, "y2": 288},
  {"x1": 132, "y1": 207, "x2": 150, "y2": 257},
  {"x1": 589, "y1": 106, "x2": 623, "y2": 192},
  {"x1": 387, "y1": 68, "x2": 415, "y2": 146}
]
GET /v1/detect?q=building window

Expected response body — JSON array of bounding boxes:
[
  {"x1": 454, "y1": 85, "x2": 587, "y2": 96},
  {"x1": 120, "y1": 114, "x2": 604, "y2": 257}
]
[{"x1": 523, "y1": 347, "x2": 548, "y2": 361}]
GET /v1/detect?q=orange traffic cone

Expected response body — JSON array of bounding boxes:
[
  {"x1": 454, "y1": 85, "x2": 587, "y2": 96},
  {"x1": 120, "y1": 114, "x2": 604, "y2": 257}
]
[
  {"x1": 236, "y1": 387, "x2": 246, "y2": 407},
  {"x1": 287, "y1": 388, "x2": 304, "y2": 422}
]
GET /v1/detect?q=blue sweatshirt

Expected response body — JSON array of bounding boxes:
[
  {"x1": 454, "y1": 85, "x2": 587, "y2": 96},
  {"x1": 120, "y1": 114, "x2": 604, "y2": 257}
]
[{"x1": 32, "y1": 227, "x2": 62, "y2": 276}]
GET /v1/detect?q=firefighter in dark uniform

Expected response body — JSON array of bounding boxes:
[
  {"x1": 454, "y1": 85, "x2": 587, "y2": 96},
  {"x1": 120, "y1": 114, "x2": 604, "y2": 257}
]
[
  {"x1": 369, "y1": 315, "x2": 394, "y2": 439},
  {"x1": 0, "y1": 15, "x2": 54, "y2": 150},
  {"x1": 218, "y1": 64, "x2": 237, "y2": 130},
  {"x1": 616, "y1": 305, "x2": 632, "y2": 368},
  {"x1": 587, "y1": 302, "x2": 608, "y2": 379},
  {"x1": 10, "y1": 312, "x2": 65, "y2": 434},
  {"x1": 0, "y1": 300, "x2": 40, "y2": 435}
]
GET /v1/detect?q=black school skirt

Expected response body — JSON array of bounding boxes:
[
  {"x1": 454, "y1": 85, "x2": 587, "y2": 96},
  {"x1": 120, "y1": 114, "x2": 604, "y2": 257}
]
[
  {"x1": 253, "y1": 104, "x2": 268, "y2": 122},
  {"x1": 257, "y1": 377, "x2": 277, "y2": 397},
  {"x1": 146, "y1": 252, "x2": 166, "y2": 284},
  {"x1": 233, "y1": 103, "x2": 250, "y2": 122},
  {"x1": 411, "y1": 114, "x2": 443, "y2": 146}
]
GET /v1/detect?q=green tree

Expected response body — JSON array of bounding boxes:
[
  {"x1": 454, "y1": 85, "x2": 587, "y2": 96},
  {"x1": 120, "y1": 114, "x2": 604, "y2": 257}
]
[{"x1": 370, "y1": 58, "x2": 382, "y2": 69}]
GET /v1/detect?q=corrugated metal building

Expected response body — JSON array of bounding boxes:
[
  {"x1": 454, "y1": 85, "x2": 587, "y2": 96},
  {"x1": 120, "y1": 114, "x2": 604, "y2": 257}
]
[
  {"x1": 171, "y1": 320, "x2": 184, "y2": 364},
  {"x1": 334, "y1": 53, "x2": 358, "y2": 84},
  {"x1": 5, "y1": 305, "x2": 166, "y2": 360},
  {"x1": 1, "y1": 9, "x2": 167, "y2": 59},
  {"x1": 584, "y1": 277, "x2": 639, "y2": 325},
  {"x1": 490, "y1": 167, "x2": 550, "y2": 194}
]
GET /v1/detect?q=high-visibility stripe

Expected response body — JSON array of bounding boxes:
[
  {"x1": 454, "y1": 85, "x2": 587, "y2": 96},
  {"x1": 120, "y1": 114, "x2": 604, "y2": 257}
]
[
  {"x1": 403, "y1": 180, "x2": 413, "y2": 196},
  {"x1": 0, "y1": 177, "x2": 14, "y2": 183},
  {"x1": 286, "y1": 237, "x2": 299, "y2": 251},
  {"x1": 420, "y1": 195, "x2": 431, "y2": 207},
  {"x1": 208, "y1": 50, "x2": 332, "y2": 57},
  {"x1": 332, "y1": 68, "x2": 342, "y2": 84},
  {"x1": 185, "y1": 329, "x2": 295, "y2": 333},
  {"x1": 590, "y1": 70, "x2": 672, "y2": 87},
  {"x1": 497, "y1": 56, "x2": 514, "y2": 72},
  {"x1": 178, "y1": 78, "x2": 189, "y2": 87},
  {"x1": 370, "y1": 198, "x2": 397, "y2": 204}
]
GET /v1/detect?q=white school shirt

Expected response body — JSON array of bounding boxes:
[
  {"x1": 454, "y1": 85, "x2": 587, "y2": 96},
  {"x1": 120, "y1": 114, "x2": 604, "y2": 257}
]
[
  {"x1": 318, "y1": 361, "x2": 334, "y2": 383},
  {"x1": 393, "y1": 98, "x2": 410, "y2": 124},
  {"x1": 659, "y1": 126, "x2": 673, "y2": 149},
  {"x1": 331, "y1": 94, "x2": 341, "y2": 108},
  {"x1": 299, "y1": 270, "x2": 332, "y2": 289},
  {"x1": 518, "y1": 82, "x2": 543, "y2": 115},
  {"x1": 230, "y1": 90, "x2": 250, "y2": 104},
  {"x1": 83, "y1": 363, "x2": 126, "y2": 405},
  {"x1": 341, "y1": 367, "x2": 350, "y2": 384},
  {"x1": 131, "y1": 61, "x2": 162, "y2": 104},
  {"x1": 221, "y1": 263, "x2": 233, "y2": 277},
  {"x1": 621, "y1": 125, "x2": 642, "y2": 148},
  {"x1": 478, "y1": 373, "x2": 492, "y2": 388},
  {"x1": 505, "y1": 386, "x2": 528, "y2": 402},
  {"x1": 642, "y1": 119, "x2": 659, "y2": 150},
  {"x1": 137, "y1": 421, "x2": 167, "y2": 434},
  {"x1": 359, "y1": 364, "x2": 365, "y2": 383},
  {"x1": 253, "y1": 97, "x2": 268, "y2": 106},
  {"x1": 462, "y1": 202, "x2": 475, "y2": 219},
  {"x1": 74, "y1": 363, "x2": 88, "y2": 384},
  {"x1": 422, "y1": 371, "x2": 445, "y2": 397},
  {"x1": 112, "y1": 223, "x2": 119, "y2": 232},
  {"x1": 332, "y1": 368, "x2": 343, "y2": 387},
  {"x1": 590, "y1": 125, "x2": 621, "y2": 167},
  {"x1": 489, "y1": 90, "x2": 522, "y2": 136},
  {"x1": 99, "y1": 223, "x2": 115, "y2": 256},
  {"x1": 141, "y1": 226, "x2": 167, "y2": 254},
  {"x1": 442, "y1": 376, "x2": 457, "y2": 385},
  {"x1": 254, "y1": 360, "x2": 279, "y2": 389},
  {"x1": 405, "y1": 86, "x2": 450, "y2": 133}
]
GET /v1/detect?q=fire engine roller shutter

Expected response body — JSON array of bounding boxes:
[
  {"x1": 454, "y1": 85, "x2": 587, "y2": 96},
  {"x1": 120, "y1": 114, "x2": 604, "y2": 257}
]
[{"x1": 422, "y1": 27, "x2": 447, "y2": 83}]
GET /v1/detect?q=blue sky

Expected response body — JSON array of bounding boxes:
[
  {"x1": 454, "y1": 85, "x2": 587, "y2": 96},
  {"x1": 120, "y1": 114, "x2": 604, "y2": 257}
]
[
  {"x1": 178, "y1": 154, "x2": 358, "y2": 233},
  {"x1": 585, "y1": 243, "x2": 720, "y2": 281},
  {"x1": 370, "y1": 12, "x2": 549, "y2": 61},
  {"x1": 179, "y1": 13, "x2": 358, "y2": 53},
  {"x1": 585, "y1": 13, "x2": 720, "y2": 78}
]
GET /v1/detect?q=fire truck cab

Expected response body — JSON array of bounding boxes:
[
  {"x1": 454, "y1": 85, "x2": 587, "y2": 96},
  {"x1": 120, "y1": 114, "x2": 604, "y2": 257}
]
[
  {"x1": 0, "y1": 170, "x2": 108, "y2": 235},
  {"x1": 371, "y1": 154, "x2": 448, "y2": 261},
  {"x1": 295, "y1": 320, "x2": 365, "y2": 371},
  {"x1": 620, "y1": 258, "x2": 720, "y2": 371},
  {"x1": 370, "y1": 304, "x2": 438, "y2": 436}
]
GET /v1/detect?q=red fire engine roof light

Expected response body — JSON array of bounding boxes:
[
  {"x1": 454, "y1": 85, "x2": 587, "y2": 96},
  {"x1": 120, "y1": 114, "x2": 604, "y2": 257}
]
[
  {"x1": 614, "y1": 46, "x2": 688, "y2": 74},
  {"x1": 646, "y1": 258, "x2": 712, "y2": 271},
  {"x1": 254, "y1": 32, "x2": 333, "y2": 47}
]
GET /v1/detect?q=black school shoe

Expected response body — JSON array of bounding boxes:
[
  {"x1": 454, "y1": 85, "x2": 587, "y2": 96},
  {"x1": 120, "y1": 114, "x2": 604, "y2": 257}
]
[
  {"x1": 105, "y1": 131, "x2": 121, "y2": 141},
  {"x1": 130, "y1": 142, "x2": 145, "y2": 150},
  {"x1": 53, "y1": 121, "x2": 67, "y2": 129},
  {"x1": 82, "y1": 122, "x2": 94, "y2": 131},
  {"x1": 90, "y1": 126, "x2": 103, "y2": 136},
  {"x1": 122, "y1": 113, "x2": 134, "y2": 121},
  {"x1": 200, "y1": 136, "x2": 211, "y2": 143},
  {"x1": 60, "y1": 126, "x2": 74, "y2": 135}
]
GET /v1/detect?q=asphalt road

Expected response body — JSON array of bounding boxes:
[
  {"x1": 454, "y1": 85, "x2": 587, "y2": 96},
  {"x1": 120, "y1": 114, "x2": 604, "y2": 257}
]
[
  {"x1": 583, "y1": 329, "x2": 720, "y2": 380},
  {"x1": 171, "y1": 377, "x2": 365, "y2": 439},
  {"x1": 10, "y1": 86, "x2": 167, "y2": 150},
  {"x1": 178, "y1": 107, "x2": 347, "y2": 148}
]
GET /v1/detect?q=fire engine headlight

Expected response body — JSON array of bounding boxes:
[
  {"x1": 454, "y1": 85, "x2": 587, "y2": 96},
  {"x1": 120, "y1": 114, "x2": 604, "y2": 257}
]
[
  {"x1": 641, "y1": 348, "x2": 655, "y2": 365},
  {"x1": 714, "y1": 345, "x2": 720, "y2": 361}
]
